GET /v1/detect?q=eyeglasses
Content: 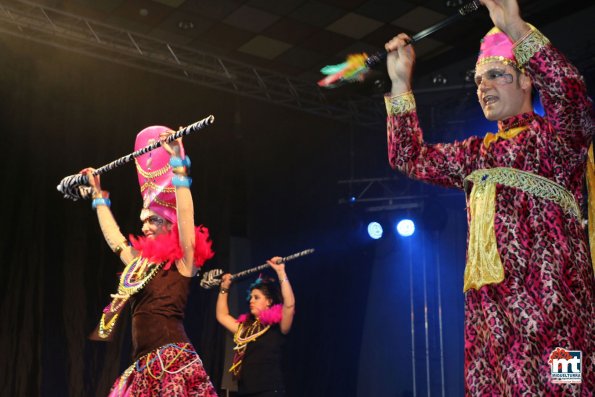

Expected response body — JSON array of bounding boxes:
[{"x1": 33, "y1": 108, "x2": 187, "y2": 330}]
[
  {"x1": 142, "y1": 215, "x2": 166, "y2": 226},
  {"x1": 474, "y1": 68, "x2": 514, "y2": 87}
]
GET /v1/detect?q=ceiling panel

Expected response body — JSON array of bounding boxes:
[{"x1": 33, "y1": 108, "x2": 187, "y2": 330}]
[
  {"x1": 391, "y1": 6, "x2": 447, "y2": 32},
  {"x1": 223, "y1": 5, "x2": 280, "y2": 33},
  {"x1": 247, "y1": 0, "x2": 304, "y2": 16},
  {"x1": 238, "y1": 35, "x2": 292, "y2": 59},
  {"x1": 289, "y1": 1, "x2": 345, "y2": 28},
  {"x1": 326, "y1": 12, "x2": 384, "y2": 39},
  {"x1": 263, "y1": 17, "x2": 318, "y2": 45}
]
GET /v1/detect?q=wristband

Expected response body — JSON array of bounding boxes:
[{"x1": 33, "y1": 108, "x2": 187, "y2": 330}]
[
  {"x1": 113, "y1": 241, "x2": 128, "y2": 256},
  {"x1": 169, "y1": 156, "x2": 191, "y2": 168},
  {"x1": 92, "y1": 197, "x2": 111, "y2": 209},
  {"x1": 172, "y1": 175, "x2": 192, "y2": 187},
  {"x1": 220, "y1": 287, "x2": 229, "y2": 294}
]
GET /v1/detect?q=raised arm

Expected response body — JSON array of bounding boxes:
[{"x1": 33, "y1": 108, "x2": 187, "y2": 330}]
[
  {"x1": 384, "y1": 33, "x2": 483, "y2": 189},
  {"x1": 82, "y1": 168, "x2": 135, "y2": 265},
  {"x1": 269, "y1": 257, "x2": 295, "y2": 335},
  {"x1": 159, "y1": 132, "x2": 196, "y2": 277},
  {"x1": 216, "y1": 274, "x2": 239, "y2": 334}
]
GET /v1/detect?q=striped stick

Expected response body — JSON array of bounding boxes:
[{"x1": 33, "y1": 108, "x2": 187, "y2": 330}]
[
  {"x1": 57, "y1": 115, "x2": 215, "y2": 201},
  {"x1": 200, "y1": 248, "x2": 315, "y2": 289}
]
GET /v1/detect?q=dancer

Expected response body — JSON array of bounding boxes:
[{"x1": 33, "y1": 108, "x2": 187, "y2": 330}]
[
  {"x1": 216, "y1": 258, "x2": 295, "y2": 397},
  {"x1": 384, "y1": 0, "x2": 594, "y2": 395},
  {"x1": 83, "y1": 126, "x2": 217, "y2": 396}
]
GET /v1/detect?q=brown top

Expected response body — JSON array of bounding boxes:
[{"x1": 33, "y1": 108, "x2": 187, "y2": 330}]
[{"x1": 130, "y1": 266, "x2": 191, "y2": 360}]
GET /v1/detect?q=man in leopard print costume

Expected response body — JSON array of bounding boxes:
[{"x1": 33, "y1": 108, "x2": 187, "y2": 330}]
[{"x1": 384, "y1": 0, "x2": 594, "y2": 395}]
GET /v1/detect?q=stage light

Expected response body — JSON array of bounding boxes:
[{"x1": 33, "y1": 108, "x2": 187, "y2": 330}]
[
  {"x1": 432, "y1": 74, "x2": 447, "y2": 85},
  {"x1": 367, "y1": 222, "x2": 383, "y2": 240},
  {"x1": 396, "y1": 219, "x2": 415, "y2": 237}
]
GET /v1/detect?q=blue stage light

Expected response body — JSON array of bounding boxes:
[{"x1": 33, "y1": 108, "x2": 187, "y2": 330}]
[
  {"x1": 367, "y1": 222, "x2": 383, "y2": 240},
  {"x1": 396, "y1": 219, "x2": 415, "y2": 237}
]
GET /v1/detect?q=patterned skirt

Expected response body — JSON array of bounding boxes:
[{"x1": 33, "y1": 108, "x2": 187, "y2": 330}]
[{"x1": 108, "y1": 342, "x2": 218, "y2": 397}]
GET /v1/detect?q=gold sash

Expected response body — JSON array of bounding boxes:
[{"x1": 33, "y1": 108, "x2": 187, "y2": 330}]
[{"x1": 463, "y1": 167, "x2": 581, "y2": 292}]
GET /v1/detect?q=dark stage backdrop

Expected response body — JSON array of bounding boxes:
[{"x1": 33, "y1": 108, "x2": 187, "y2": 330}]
[{"x1": 0, "y1": 36, "x2": 378, "y2": 397}]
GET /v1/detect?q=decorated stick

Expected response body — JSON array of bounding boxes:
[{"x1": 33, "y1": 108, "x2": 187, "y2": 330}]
[
  {"x1": 200, "y1": 248, "x2": 315, "y2": 289},
  {"x1": 57, "y1": 115, "x2": 215, "y2": 201},
  {"x1": 318, "y1": 0, "x2": 482, "y2": 88}
]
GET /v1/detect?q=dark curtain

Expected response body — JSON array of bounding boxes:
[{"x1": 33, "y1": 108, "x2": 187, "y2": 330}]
[{"x1": 0, "y1": 36, "x2": 374, "y2": 397}]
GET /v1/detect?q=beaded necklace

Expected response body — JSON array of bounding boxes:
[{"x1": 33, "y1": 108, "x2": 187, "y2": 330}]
[
  {"x1": 119, "y1": 256, "x2": 163, "y2": 295},
  {"x1": 97, "y1": 257, "x2": 164, "y2": 339},
  {"x1": 229, "y1": 304, "x2": 283, "y2": 376},
  {"x1": 229, "y1": 320, "x2": 271, "y2": 376}
]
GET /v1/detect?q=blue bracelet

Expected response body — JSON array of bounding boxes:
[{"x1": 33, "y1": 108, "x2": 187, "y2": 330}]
[
  {"x1": 169, "y1": 156, "x2": 191, "y2": 168},
  {"x1": 92, "y1": 197, "x2": 111, "y2": 209},
  {"x1": 172, "y1": 175, "x2": 192, "y2": 187}
]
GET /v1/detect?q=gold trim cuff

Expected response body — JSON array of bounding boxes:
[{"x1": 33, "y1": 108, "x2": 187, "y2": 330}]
[
  {"x1": 385, "y1": 91, "x2": 416, "y2": 116},
  {"x1": 513, "y1": 24, "x2": 550, "y2": 67}
]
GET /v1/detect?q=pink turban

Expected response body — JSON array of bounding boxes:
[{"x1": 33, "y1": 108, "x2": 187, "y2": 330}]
[
  {"x1": 476, "y1": 27, "x2": 519, "y2": 70},
  {"x1": 134, "y1": 126, "x2": 185, "y2": 224}
]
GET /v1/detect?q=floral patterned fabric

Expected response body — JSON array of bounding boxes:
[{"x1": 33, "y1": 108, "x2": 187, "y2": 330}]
[{"x1": 386, "y1": 33, "x2": 595, "y2": 395}]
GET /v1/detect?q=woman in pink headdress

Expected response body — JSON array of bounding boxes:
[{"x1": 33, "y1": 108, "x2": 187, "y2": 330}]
[
  {"x1": 384, "y1": 0, "x2": 594, "y2": 395},
  {"x1": 82, "y1": 126, "x2": 218, "y2": 396},
  {"x1": 215, "y1": 259, "x2": 295, "y2": 397}
]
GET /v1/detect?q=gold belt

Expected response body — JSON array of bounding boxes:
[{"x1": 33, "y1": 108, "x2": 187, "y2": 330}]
[{"x1": 462, "y1": 167, "x2": 580, "y2": 292}]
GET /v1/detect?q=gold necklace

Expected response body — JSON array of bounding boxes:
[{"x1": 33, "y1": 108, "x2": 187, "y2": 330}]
[
  {"x1": 118, "y1": 257, "x2": 163, "y2": 296},
  {"x1": 229, "y1": 320, "x2": 271, "y2": 376}
]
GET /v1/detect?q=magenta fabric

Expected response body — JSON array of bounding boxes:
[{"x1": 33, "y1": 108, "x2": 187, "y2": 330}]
[
  {"x1": 135, "y1": 125, "x2": 186, "y2": 224},
  {"x1": 108, "y1": 343, "x2": 217, "y2": 397},
  {"x1": 477, "y1": 27, "x2": 516, "y2": 66},
  {"x1": 387, "y1": 41, "x2": 595, "y2": 395}
]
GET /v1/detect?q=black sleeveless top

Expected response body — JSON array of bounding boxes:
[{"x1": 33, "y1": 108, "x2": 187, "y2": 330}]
[
  {"x1": 238, "y1": 324, "x2": 286, "y2": 394},
  {"x1": 130, "y1": 267, "x2": 191, "y2": 360}
]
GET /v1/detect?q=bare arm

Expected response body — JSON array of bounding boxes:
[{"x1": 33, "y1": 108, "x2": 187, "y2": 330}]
[
  {"x1": 216, "y1": 274, "x2": 239, "y2": 334},
  {"x1": 173, "y1": 185, "x2": 196, "y2": 276},
  {"x1": 83, "y1": 168, "x2": 136, "y2": 265},
  {"x1": 159, "y1": 132, "x2": 197, "y2": 277},
  {"x1": 269, "y1": 257, "x2": 295, "y2": 335}
]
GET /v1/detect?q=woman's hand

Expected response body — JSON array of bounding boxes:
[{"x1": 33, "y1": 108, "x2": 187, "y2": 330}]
[
  {"x1": 221, "y1": 273, "x2": 232, "y2": 289},
  {"x1": 268, "y1": 256, "x2": 285, "y2": 274},
  {"x1": 80, "y1": 167, "x2": 102, "y2": 197},
  {"x1": 159, "y1": 129, "x2": 183, "y2": 158}
]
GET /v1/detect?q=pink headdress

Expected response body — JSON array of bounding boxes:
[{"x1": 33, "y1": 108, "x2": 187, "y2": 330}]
[
  {"x1": 476, "y1": 27, "x2": 520, "y2": 70},
  {"x1": 135, "y1": 125, "x2": 184, "y2": 224}
]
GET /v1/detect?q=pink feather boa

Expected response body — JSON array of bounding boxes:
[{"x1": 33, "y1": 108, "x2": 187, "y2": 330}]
[
  {"x1": 129, "y1": 224, "x2": 214, "y2": 270},
  {"x1": 237, "y1": 304, "x2": 283, "y2": 325}
]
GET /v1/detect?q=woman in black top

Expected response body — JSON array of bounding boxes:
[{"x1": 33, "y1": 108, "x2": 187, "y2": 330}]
[
  {"x1": 83, "y1": 126, "x2": 217, "y2": 396},
  {"x1": 216, "y1": 258, "x2": 295, "y2": 397}
]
